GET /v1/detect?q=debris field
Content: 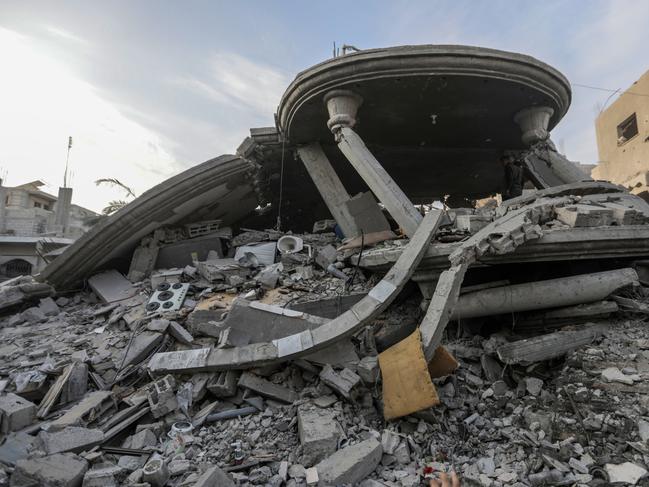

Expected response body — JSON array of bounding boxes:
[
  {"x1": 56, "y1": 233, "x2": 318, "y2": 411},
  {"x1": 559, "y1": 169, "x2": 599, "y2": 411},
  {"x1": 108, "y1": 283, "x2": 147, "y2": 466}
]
[{"x1": 2, "y1": 44, "x2": 649, "y2": 487}]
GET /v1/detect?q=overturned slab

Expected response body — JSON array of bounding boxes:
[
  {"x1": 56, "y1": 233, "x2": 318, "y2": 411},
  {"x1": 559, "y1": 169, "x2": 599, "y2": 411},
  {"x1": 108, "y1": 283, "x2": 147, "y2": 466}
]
[
  {"x1": 40, "y1": 155, "x2": 259, "y2": 289},
  {"x1": 148, "y1": 210, "x2": 442, "y2": 374}
]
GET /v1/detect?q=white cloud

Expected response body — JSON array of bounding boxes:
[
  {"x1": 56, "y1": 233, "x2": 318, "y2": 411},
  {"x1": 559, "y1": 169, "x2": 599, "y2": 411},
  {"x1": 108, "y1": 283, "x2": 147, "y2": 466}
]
[
  {"x1": 44, "y1": 25, "x2": 89, "y2": 45},
  {"x1": 0, "y1": 27, "x2": 180, "y2": 213},
  {"x1": 173, "y1": 51, "x2": 288, "y2": 116}
]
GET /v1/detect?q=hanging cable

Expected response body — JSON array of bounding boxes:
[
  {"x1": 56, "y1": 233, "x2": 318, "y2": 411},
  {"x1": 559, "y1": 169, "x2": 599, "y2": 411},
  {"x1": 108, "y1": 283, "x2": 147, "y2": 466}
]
[{"x1": 276, "y1": 136, "x2": 286, "y2": 231}]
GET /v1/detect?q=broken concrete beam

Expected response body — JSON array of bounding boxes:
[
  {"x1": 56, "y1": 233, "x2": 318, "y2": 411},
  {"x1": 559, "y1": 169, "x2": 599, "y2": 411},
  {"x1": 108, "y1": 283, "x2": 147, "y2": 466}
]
[
  {"x1": 453, "y1": 268, "x2": 638, "y2": 320},
  {"x1": 193, "y1": 465, "x2": 236, "y2": 487},
  {"x1": 38, "y1": 426, "x2": 105, "y2": 454},
  {"x1": 206, "y1": 370, "x2": 240, "y2": 398},
  {"x1": 315, "y1": 437, "x2": 382, "y2": 486},
  {"x1": 515, "y1": 300, "x2": 618, "y2": 330},
  {"x1": 337, "y1": 126, "x2": 423, "y2": 237},
  {"x1": 147, "y1": 210, "x2": 441, "y2": 373},
  {"x1": 0, "y1": 393, "x2": 36, "y2": 433},
  {"x1": 238, "y1": 372, "x2": 297, "y2": 403},
  {"x1": 497, "y1": 325, "x2": 606, "y2": 365},
  {"x1": 12, "y1": 453, "x2": 88, "y2": 487},
  {"x1": 298, "y1": 406, "x2": 342, "y2": 466},
  {"x1": 49, "y1": 390, "x2": 113, "y2": 429},
  {"x1": 297, "y1": 143, "x2": 361, "y2": 239},
  {"x1": 319, "y1": 365, "x2": 360, "y2": 399},
  {"x1": 87, "y1": 270, "x2": 136, "y2": 303},
  {"x1": 419, "y1": 264, "x2": 468, "y2": 361},
  {"x1": 288, "y1": 293, "x2": 366, "y2": 319}
]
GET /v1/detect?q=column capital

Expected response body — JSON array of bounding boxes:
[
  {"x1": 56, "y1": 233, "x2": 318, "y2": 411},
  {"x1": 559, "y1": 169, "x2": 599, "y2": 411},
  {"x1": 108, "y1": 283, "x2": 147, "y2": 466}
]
[
  {"x1": 323, "y1": 90, "x2": 363, "y2": 134},
  {"x1": 513, "y1": 106, "x2": 554, "y2": 146}
]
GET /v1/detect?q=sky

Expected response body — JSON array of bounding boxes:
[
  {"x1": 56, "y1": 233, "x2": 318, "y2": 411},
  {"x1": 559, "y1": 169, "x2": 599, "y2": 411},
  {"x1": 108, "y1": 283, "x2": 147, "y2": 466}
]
[{"x1": 1, "y1": 1, "x2": 648, "y2": 213}]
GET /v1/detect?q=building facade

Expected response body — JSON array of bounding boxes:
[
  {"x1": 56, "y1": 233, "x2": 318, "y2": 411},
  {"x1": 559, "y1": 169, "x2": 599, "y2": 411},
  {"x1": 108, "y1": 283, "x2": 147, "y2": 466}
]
[
  {"x1": 0, "y1": 180, "x2": 98, "y2": 278},
  {"x1": 593, "y1": 70, "x2": 649, "y2": 197}
]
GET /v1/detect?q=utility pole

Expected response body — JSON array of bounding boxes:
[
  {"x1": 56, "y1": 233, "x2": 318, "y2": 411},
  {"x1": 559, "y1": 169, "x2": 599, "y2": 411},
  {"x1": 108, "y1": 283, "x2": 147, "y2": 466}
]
[{"x1": 63, "y1": 136, "x2": 72, "y2": 188}]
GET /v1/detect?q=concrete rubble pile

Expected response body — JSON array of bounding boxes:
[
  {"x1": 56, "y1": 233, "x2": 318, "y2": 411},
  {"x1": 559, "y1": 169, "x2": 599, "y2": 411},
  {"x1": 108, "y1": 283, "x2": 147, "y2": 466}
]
[
  {"x1": 3, "y1": 204, "x2": 649, "y2": 487},
  {"x1": 4, "y1": 44, "x2": 649, "y2": 487}
]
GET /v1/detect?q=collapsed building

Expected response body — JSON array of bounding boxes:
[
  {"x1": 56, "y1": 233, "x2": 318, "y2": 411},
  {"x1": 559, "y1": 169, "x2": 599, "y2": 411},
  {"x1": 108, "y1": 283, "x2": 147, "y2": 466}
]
[{"x1": 2, "y1": 45, "x2": 649, "y2": 486}]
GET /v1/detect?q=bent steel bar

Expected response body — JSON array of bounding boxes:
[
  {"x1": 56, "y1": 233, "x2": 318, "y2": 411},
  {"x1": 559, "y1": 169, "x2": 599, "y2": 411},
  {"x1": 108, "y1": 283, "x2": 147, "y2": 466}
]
[{"x1": 147, "y1": 209, "x2": 443, "y2": 375}]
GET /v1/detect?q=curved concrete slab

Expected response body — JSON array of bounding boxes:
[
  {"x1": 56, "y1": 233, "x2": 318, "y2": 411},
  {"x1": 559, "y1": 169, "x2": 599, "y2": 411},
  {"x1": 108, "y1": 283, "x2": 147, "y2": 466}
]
[
  {"x1": 278, "y1": 44, "x2": 571, "y2": 148},
  {"x1": 40, "y1": 155, "x2": 259, "y2": 289},
  {"x1": 147, "y1": 210, "x2": 443, "y2": 374}
]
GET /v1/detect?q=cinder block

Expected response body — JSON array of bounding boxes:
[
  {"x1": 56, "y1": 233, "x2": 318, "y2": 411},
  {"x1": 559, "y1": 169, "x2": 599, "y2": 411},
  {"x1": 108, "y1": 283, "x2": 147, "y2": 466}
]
[{"x1": 0, "y1": 393, "x2": 36, "y2": 433}]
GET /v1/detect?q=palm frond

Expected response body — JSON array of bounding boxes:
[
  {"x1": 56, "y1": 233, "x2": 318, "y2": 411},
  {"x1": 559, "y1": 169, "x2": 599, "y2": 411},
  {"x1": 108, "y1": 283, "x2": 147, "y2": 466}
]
[{"x1": 95, "y1": 178, "x2": 137, "y2": 198}]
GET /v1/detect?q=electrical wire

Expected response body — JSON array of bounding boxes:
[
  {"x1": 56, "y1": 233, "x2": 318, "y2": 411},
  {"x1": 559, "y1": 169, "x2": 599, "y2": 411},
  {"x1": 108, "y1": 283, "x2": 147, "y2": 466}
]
[
  {"x1": 573, "y1": 83, "x2": 649, "y2": 98},
  {"x1": 276, "y1": 136, "x2": 286, "y2": 231}
]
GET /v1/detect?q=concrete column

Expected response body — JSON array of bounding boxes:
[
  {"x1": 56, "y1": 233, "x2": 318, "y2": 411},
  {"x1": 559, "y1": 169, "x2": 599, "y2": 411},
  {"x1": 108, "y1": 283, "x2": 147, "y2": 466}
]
[
  {"x1": 513, "y1": 106, "x2": 554, "y2": 146},
  {"x1": 54, "y1": 187, "x2": 73, "y2": 236},
  {"x1": 0, "y1": 178, "x2": 6, "y2": 234},
  {"x1": 324, "y1": 90, "x2": 423, "y2": 238},
  {"x1": 296, "y1": 143, "x2": 360, "y2": 238}
]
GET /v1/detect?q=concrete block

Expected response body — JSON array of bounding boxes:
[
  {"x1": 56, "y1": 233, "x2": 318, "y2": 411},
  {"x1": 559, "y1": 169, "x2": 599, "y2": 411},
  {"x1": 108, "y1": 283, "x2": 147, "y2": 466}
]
[
  {"x1": 88, "y1": 270, "x2": 136, "y2": 303},
  {"x1": 207, "y1": 370, "x2": 240, "y2": 398},
  {"x1": 555, "y1": 204, "x2": 615, "y2": 228},
  {"x1": 319, "y1": 365, "x2": 361, "y2": 399},
  {"x1": 82, "y1": 465, "x2": 122, "y2": 487},
  {"x1": 315, "y1": 437, "x2": 383, "y2": 485},
  {"x1": 0, "y1": 393, "x2": 36, "y2": 433},
  {"x1": 12, "y1": 453, "x2": 88, "y2": 487},
  {"x1": 21, "y1": 306, "x2": 47, "y2": 323},
  {"x1": 315, "y1": 245, "x2": 338, "y2": 270},
  {"x1": 147, "y1": 375, "x2": 178, "y2": 418},
  {"x1": 123, "y1": 429, "x2": 157, "y2": 450},
  {"x1": 193, "y1": 465, "x2": 236, "y2": 487},
  {"x1": 455, "y1": 214, "x2": 492, "y2": 233},
  {"x1": 168, "y1": 321, "x2": 194, "y2": 345},
  {"x1": 343, "y1": 191, "x2": 391, "y2": 235},
  {"x1": 39, "y1": 426, "x2": 104, "y2": 454},
  {"x1": 298, "y1": 406, "x2": 342, "y2": 466},
  {"x1": 305, "y1": 466, "x2": 319, "y2": 485},
  {"x1": 238, "y1": 372, "x2": 297, "y2": 403},
  {"x1": 38, "y1": 297, "x2": 60, "y2": 316},
  {"x1": 0, "y1": 432, "x2": 37, "y2": 466},
  {"x1": 357, "y1": 356, "x2": 380, "y2": 383}
]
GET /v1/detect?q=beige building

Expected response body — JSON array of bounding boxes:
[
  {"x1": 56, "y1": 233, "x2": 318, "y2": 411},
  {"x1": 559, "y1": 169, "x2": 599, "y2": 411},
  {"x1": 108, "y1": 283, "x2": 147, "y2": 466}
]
[
  {"x1": 593, "y1": 70, "x2": 649, "y2": 197},
  {"x1": 0, "y1": 180, "x2": 98, "y2": 278}
]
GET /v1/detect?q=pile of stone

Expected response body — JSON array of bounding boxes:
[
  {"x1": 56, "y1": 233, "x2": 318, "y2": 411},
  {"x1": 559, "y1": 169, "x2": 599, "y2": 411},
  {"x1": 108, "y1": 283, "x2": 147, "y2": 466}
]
[{"x1": 2, "y1": 213, "x2": 649, "y2": 487}]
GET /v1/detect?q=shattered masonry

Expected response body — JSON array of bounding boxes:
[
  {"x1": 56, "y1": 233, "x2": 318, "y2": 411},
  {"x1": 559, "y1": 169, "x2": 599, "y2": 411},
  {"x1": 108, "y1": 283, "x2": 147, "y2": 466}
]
[{"x1": 2, "y1": 44, "x2": 649, "y2": 487}]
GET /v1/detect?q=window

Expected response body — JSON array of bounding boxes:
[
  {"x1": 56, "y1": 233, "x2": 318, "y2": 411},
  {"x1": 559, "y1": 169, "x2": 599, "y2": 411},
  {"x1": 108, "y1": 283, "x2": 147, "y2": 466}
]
[
  {"x1": 617, "y1": 113, "x2": 638, "y2": 146},
  {"x1": 33, "y1": 201, "x2": 42, "y2": 208},
  {"x1": 2, "y1": 259, "x2": 32, "y2": 277}
]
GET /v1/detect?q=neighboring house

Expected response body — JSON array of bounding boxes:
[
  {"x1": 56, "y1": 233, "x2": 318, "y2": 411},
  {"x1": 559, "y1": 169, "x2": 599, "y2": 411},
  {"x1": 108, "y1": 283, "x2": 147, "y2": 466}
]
[
  {"x1": 0, "y1": 180, "x2": 98, "y2": 279},
  {"x1": 593, "y1": 70, "x2": 649, "y2": 198}
]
